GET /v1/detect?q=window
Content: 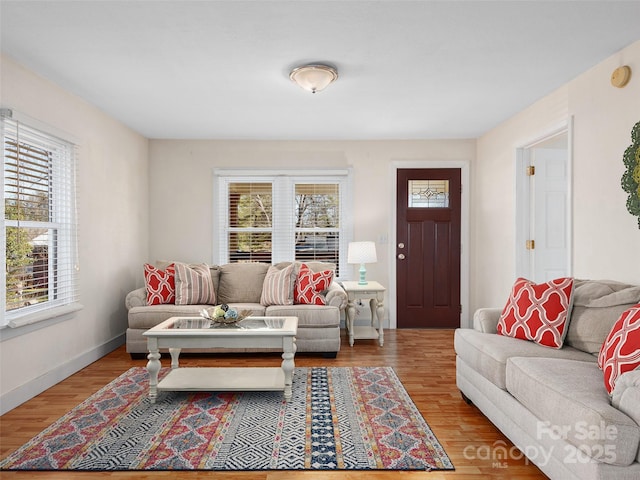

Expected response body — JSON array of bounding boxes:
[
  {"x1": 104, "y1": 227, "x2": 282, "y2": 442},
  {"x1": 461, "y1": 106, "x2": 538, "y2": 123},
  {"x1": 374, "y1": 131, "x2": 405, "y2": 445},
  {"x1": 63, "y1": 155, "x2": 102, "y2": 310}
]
[
  {"x1": 294, "y1": 183, "x2": 340, "y2": 264},
  {"x1": 214, "y1": 171, "x2": 351, "y2": 276},
  {"x1": 408, "y1": 179, "x2": 450, "y2": 208},
  {"x1": 228, "y1": 182, "x2": 273, "y2": 263},
  {"x1": 2, "y1": 111, "x2": 80, "y2": 327}
]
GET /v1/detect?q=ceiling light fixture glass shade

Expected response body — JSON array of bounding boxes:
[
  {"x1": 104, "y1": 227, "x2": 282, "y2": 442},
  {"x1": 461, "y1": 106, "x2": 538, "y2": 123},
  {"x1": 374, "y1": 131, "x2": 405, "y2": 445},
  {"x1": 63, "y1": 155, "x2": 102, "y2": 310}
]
[{"x1": 289, "y1": 64, "x2": 338, "y2": 93}]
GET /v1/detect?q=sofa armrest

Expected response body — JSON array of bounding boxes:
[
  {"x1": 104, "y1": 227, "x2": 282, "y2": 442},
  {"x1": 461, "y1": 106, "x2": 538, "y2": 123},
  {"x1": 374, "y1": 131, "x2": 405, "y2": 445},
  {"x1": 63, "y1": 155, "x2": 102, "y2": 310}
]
[
  {"x1": 612, "y1": 368, "x2": 640, "y2": 427},
  {"x1": 473, "y1": 308, "x2": 502, "y2": 333},
  {"x1": 125, "y1": 287, "x2": 147, "y2": 310},
  {"x1": 325, "y1": 281, "x2": 347, "y2": 310}
]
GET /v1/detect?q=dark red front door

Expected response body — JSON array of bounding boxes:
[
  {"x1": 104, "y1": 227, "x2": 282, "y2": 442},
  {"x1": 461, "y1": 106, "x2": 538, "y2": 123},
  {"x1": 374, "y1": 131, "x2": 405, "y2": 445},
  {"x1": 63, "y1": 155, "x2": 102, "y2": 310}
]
[{"x1": 396, "y1": 168, "x2": 461, "y2": 328}]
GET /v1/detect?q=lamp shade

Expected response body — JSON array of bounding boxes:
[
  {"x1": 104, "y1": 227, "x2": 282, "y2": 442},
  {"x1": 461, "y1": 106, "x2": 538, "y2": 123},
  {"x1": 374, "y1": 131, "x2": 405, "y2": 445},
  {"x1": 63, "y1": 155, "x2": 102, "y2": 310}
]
[
  {"x1": 289, "y1": 64, "x2": 338, "y2": 93},
  {"x1": 347, "y1": 241, "x2": 377, "y2": 264}
]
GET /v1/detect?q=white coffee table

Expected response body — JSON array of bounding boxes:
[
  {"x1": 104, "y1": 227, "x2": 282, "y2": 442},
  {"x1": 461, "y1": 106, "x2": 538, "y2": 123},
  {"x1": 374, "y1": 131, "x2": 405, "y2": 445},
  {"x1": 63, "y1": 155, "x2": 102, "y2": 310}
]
[{"x1": 143, "y1": 316, "x2": 298, "y2": 403}]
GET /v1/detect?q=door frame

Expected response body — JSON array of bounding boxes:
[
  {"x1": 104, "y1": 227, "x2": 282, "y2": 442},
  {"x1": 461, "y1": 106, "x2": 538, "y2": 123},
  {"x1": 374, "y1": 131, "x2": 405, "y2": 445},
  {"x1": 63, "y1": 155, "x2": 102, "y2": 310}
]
[
  {"x1": 515, "y1": 119, "x2": 573, "y2": 280},
  {"x1": 390, "y1": 160, "x2": 471, "y2": 329}
]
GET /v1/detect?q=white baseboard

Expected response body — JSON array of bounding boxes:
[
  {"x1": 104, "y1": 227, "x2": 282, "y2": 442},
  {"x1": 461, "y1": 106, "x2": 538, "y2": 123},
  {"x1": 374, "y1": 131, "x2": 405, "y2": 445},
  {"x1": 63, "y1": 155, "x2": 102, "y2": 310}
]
[{"x1": 0, "y1": 334, "x2": 125, "y2": 415}]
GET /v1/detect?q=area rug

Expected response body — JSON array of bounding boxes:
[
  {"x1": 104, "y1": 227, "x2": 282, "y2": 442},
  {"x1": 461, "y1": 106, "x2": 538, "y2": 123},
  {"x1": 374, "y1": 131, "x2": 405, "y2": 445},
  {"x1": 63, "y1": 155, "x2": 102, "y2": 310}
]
[{"x1": 1, "y1": 366, "x2": 454, "y2": 471}]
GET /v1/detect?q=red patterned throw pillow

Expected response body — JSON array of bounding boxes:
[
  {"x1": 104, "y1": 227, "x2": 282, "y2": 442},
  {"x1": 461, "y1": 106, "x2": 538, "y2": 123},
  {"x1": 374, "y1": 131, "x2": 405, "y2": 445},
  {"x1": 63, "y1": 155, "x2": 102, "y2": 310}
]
[
  {"x1": 497, "y1": 277, "x2": 574, "y2": 349},
  {"x1": 144, "y1": 263, "x2": 175, "y2": 305},
  {"x1": 598, "y1": 304, "x2": 640, "y2": 394},
  {"x1": 294, "y1": 263, "x2": 334, "y2": 305}
]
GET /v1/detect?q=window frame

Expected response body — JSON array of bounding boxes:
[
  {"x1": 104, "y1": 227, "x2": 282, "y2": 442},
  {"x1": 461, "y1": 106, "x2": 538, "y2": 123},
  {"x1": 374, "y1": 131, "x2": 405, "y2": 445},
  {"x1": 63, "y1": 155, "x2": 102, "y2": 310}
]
[
  {"x1": 213, "y1": 169, "x2": 352, "y2": 278},
  {"x1": 2, "y1": 110, "x2": 81, "y2": 329}
]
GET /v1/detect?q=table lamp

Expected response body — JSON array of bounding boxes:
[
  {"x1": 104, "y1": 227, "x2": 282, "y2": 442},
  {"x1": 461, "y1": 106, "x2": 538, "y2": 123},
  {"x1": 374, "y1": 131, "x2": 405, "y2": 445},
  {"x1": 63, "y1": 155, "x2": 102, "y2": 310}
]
[{"x1": 347, "y1": 241, "x2": 377, "y2": 285}]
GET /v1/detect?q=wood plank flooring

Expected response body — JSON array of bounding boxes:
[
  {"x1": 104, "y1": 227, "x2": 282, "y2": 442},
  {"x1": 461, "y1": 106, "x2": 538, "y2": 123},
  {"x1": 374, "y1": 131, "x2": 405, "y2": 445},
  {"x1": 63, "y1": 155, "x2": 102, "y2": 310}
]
[{"x1": 0, "y1": 329, "x2": 547, "y2": 479}]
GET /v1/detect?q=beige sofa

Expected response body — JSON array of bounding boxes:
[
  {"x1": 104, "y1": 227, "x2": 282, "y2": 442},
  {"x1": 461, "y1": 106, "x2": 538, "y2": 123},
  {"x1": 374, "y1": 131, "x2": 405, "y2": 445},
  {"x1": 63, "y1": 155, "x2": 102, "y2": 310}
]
[
  {"x1": 125, "y1": 261, "x2": 347, "y2": 358},
  {"x1": 455, "y1": 279, "x2": 640, "y2": 480}
]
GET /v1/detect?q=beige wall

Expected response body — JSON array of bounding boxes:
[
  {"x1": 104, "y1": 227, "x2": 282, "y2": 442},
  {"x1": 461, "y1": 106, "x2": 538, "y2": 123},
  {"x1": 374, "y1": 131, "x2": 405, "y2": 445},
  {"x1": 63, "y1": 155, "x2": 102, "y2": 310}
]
[
  {"x1": 148, "y1": 139, "x2": 476, "y2": 321},
  {"x1": 475, "y1": 40, "x2": 640, "y2": 310},
  {"x1": 0, "y1": 55, "x2": 149, "y2": 412}
]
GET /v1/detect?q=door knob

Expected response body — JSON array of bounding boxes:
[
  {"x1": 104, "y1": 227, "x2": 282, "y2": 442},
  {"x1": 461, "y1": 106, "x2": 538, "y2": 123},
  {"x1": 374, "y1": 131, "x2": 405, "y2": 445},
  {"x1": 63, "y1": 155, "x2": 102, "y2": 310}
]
[
  {"x1": 398, "y1": 253, "x2": 406, "y2": 260},
  {"x1": 398, "y1": 242, "x2": 405, "y2": 249}
]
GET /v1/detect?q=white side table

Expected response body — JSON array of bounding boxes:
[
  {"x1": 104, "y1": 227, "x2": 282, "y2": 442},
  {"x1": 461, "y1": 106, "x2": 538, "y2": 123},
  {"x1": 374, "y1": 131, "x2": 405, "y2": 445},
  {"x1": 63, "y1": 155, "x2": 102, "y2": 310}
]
[{"x1": 341, "y1": 280, "x2": 385, "y2": 347}]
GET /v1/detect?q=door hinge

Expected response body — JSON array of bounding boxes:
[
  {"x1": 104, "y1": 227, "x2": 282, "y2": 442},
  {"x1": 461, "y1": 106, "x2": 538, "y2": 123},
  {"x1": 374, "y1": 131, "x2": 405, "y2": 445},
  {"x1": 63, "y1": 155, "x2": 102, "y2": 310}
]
[
  {"x1": 526, "y1": 239, "x2": 535, "y2": 250},
  {"x1": 526, "y1": 165, "x2": 536, "y2": 176}
]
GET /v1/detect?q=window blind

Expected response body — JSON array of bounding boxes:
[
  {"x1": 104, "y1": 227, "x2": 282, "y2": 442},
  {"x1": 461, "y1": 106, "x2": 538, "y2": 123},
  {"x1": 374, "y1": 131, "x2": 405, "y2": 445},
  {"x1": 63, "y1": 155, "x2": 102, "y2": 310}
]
[
  {"x1": 294, "y1": 183, "x2": 340, "y2": 269},
  {"x1": 213, "y1": 170, "x2": 350, "y2": 277},
  {"x1": 2, "y1": 112, "x2": 80, "y2": 326},
  {"x1": 228, "y1": 182, "x2": 273, "y2": 263}
]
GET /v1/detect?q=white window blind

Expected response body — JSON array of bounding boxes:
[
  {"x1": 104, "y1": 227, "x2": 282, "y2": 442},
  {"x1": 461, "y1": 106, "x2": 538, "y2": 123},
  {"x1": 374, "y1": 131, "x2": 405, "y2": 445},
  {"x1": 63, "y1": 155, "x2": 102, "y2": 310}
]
[
  {"x1": 228, "y1": 182, "x2": 273, "y2": 263},
  {"x1": 294, "y1": 182, "x2": 340, "y2": 266},
  {"x1": 2, "y1": 111, "x2": 80, "y2": 327},
  {"x1": 214, "y1": 170, "x2": 351, "y2": 277}
]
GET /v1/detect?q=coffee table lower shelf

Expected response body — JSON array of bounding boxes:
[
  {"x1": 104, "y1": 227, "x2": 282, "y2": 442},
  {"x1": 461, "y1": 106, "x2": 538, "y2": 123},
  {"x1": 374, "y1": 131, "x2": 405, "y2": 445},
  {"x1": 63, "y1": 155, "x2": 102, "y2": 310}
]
[{"x1": 157, "y1": 367, "x2": 285, "y2": 392}]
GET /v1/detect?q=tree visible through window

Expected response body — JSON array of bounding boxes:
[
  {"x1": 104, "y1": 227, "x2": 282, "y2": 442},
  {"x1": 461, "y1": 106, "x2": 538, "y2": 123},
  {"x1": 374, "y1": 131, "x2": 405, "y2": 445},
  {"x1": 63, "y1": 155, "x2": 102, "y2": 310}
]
[
  {"x1": 229, "y1": 182, "x2": 273, "y2": 263},
  {"x1": 2, "y1": 112, "x2": 79, "y2": 325},
  {"x1": 5, "y1": 140, "x2": 52, "y2": 311},
  {"x1": 294, "y1": 183, "x2": 339, "y2": 265},
  {"x1": 216, "y1": 173, "x2": 349, "y2": 276}
]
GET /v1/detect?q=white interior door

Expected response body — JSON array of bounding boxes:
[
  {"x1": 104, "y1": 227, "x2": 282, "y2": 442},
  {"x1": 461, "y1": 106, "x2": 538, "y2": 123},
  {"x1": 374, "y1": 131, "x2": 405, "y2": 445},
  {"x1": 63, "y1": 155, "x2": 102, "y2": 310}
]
[
  {"x1": 516, "y1": 129, "x2": 572, "y2": 282},
  {"x1": 532, "y1": 147, "x2": 570, "y2": 280}
]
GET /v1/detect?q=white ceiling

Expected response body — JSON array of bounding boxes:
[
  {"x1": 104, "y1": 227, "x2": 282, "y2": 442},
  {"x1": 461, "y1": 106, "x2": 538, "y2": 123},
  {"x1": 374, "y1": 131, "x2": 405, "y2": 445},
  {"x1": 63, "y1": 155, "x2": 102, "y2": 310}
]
[{"x1": 1, "y1": 1, "x2": 639, "y2": 140}]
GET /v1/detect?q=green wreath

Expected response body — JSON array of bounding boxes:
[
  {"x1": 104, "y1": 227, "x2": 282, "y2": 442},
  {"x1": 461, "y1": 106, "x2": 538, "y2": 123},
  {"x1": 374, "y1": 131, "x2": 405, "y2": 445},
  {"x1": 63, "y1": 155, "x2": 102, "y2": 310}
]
[{"x1": 621, "y1": 121, "x2": 640, "y2": 229}]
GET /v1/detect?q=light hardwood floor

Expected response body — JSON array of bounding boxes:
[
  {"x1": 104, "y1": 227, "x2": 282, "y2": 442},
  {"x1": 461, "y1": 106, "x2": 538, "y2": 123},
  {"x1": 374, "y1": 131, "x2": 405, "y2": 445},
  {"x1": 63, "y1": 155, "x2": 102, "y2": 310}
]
[{"x1": 0, "y1": 329, "x2": 547, "y2": 479}]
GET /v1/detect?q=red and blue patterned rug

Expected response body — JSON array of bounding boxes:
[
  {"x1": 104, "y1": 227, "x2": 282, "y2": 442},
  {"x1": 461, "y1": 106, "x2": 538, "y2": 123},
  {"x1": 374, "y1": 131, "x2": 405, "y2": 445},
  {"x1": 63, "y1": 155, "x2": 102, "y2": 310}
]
[{"x1": 1, "y1": 366, "x2": 454, "y2": 471}]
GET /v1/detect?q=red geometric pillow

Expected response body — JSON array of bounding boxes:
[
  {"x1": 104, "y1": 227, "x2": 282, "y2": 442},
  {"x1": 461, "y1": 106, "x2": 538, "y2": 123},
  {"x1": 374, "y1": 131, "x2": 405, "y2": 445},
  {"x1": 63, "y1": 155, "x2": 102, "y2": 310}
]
[
  {"x1": 144, "y1": 263, "x2": 175, "y2": 305},
  {"x1": 598, "y1": 304, "x2": 640, "y2": 394},
  {"x1": 294, "y1": 263, "x2": 334, "y2": 305},
  {"x1": 497, "y1": 277, "x2": 574, "y2": 349}
]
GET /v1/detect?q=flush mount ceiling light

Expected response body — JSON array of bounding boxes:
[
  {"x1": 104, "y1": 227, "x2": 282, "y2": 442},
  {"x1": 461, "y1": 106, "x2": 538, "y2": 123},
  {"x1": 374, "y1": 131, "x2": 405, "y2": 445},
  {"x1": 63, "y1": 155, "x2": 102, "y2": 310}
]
[{"x1": 289, "y1": 64, "x2": 338, "y2": 93}]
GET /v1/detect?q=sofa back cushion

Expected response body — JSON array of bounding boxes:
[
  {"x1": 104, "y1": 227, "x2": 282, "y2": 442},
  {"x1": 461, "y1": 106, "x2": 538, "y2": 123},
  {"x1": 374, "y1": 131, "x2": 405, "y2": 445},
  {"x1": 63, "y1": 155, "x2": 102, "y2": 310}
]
[
  {"x1": 566, "y1": 279, "x2": 640, "y2": 355},
  {"x1": 217, "y1": 262, "x2": 270, "y2": 304}
]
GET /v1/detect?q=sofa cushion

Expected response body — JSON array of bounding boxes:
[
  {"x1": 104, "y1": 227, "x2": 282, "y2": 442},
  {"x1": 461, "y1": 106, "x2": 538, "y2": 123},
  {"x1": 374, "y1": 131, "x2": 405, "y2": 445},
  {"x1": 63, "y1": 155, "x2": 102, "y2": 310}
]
[
  {"x1": 129, "y1": 303, "x2": 267, "y2": 330},
  {"x1": 506, "y1": 357, "x2": 640, "y2": 466},
  {"x1": 217, "y1": 263, "x2": 269, "y2": 304},
  {"x1": 144, "y1": 263, "x2": 175, "y2": 305},
  {"x1": 174, "y1": 263, "x2": 217, "y2": 305},
  {"x1": 260, "y1": 263, "x2": 295, "y2": 306},
  {"x1": 497, "y1": 277, "x2": 574, "y2": 348},
  {"x1": 598, "y1": 304, "x2": 640, "y2": 394},
  {"x1": 128, "y1": 304, "x2": 213, "y2": 329},
  {"x1": 566, "y1": 279, "x2": 640, "y2": 355},
  {"x1": 265, "y1": 304, "x2": 339, "y2": 327},
  {"x1": 226, "y1": 303, "x2": 267, "y2": 317},
  {"x1": 454, "y1": 328, "x2": 595, "y2": 390},
  {"x1": 294, "y1": 263, "x2": 334, "y2": 305}
]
